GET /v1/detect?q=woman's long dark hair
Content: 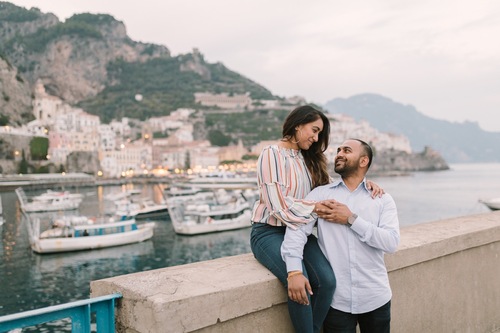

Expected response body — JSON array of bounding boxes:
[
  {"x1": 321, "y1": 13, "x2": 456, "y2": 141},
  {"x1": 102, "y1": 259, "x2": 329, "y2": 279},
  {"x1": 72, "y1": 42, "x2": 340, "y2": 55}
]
[{"x1": 282, "y1": 105, "x2": 330, "y2": 188}]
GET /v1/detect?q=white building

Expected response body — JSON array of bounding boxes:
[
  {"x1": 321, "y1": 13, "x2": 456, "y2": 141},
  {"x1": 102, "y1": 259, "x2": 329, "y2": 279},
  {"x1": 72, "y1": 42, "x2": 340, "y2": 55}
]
[
  {"x1": 98, "y1": 124, "x2": 117, "y2": 151},
  {"x1": 194, "y1": 92, "x2": 252, "y2": 109},
  {"x1": 99, "y1": 141, "x2": 152, "y2": 178},
  {"x1": 326, "y1": 113, "x2": 411, "y2": 163}
]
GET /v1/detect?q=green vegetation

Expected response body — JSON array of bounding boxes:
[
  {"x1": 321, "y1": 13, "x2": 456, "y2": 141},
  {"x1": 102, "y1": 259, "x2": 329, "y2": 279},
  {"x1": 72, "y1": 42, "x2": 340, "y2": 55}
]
[
  {"x1": 17, "y1": 150, "x2": 28, "y2": 174},
  {"x1": 66, "y1": 13, "x2": 117, "y2": 25},
  {"x1": 0, "y1": 2, "x2": 41, "y2": 22},
  {"x1": 5, "y1": 19, "x2": 103, "y2": 54},
  {"x1": 208, "y1": 129, "x2": 231, "y2": 146},
  {"x1": 30, "y1": 137, "x2": 49, "y2": 160},
  {"x1": 78, "y1": 56, "x2": 275, "y2": 123},
  {"x1": 204, "y1": 109, "x2": 289, "y2": 147},
  {"x1": 0, "y1": 114, "x2": 9, "y2": 126}
]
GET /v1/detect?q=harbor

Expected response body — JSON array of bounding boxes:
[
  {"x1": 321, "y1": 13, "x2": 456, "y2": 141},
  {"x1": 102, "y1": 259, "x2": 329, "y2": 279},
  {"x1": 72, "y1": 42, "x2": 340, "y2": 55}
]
[{"x1": 1, "y1": 163, "x2": 499, "y2": 331}]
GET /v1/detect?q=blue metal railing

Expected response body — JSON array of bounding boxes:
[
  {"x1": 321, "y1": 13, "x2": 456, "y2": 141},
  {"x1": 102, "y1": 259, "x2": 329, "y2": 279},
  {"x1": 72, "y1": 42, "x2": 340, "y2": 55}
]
[{"x1": 0, "y1": 293, "x2": 122, "y2": 333}]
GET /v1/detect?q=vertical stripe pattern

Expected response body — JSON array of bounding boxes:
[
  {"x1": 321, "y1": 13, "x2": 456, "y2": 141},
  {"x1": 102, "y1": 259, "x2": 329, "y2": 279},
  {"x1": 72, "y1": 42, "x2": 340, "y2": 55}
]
[{"x1": 251, "y1": 145, "x2": 316, "y2": 229}]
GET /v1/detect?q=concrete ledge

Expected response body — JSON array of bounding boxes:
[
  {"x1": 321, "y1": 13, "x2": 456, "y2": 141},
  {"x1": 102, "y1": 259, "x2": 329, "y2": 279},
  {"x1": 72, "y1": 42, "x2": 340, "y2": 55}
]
[
  {"x1": 91, "y1": 211, "x2": 500, "y2": 333},
  {"x1": 385, "y1": 211, "x2": 500, "y2": 271},
  {"x1": 91, "y1": 253, "x2": 293, "y2": 332}
]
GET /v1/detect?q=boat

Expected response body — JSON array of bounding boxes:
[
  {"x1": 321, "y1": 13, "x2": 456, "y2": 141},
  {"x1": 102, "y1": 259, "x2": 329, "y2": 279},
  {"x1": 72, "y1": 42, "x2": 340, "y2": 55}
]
[
  {"x1": 479, "y1": 197, "x2": 500, "y2": 211},
  {"x1": 164, "y1": 186, "x2": 202, "y2": 198},
  {"x1": 166, "y1": 189, "x2": 253, "y2": 235},
  {"x1": 175, "y1": 172, "x2": 257, "y2": 189},
  {"x1": 115, "y1": 198, "x2": 169, "y2": 219},
  {"x1": 26, "y1": 214, "x2": 155, "y2": 254},
  {"x1": 32, "y1": 190, "x2": 84, "y2": 203},
  {"x1": 15, "y1": 188, "x2": 82, "y2": 212},
  {"x1": 104, "y1": 188, "x2": 142, "y2": 202}
]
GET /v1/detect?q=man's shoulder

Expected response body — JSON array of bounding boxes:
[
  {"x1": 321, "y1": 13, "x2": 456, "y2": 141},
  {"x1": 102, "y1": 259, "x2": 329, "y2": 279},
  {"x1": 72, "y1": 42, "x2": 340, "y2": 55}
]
[{"x1": 308, "y1": 183, "x2": 334, "y2": 198}]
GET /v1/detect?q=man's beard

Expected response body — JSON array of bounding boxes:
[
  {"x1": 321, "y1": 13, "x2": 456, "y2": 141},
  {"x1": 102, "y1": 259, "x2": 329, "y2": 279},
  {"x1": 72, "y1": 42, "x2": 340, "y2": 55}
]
[{"x1": 334, "y1": 158, "x2": 356, "y2": 176}]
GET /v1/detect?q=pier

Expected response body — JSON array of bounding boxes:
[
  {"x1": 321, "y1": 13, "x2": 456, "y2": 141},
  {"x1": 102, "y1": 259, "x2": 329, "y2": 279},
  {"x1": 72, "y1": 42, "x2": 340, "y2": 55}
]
[{"x1": 91, "y1": 211, "x2": 500, "y2": 332}]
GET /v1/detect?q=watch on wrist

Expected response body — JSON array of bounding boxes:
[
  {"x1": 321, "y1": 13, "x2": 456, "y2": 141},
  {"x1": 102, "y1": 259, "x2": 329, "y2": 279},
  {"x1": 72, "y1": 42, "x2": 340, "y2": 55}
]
[{"x1": 347, "y1": 213, "x2": 358, "y2": 227}]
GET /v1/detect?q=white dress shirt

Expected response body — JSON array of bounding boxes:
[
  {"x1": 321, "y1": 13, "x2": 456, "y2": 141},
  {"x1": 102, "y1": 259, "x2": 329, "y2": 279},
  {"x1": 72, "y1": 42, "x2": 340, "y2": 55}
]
[{"x1": 281, "y1": 178, "x2": 400, "y2": 314}]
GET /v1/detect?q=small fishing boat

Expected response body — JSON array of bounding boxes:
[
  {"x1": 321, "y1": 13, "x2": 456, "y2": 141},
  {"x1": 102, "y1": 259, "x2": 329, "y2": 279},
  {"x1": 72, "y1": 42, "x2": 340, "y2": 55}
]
[
  {"x1": 479, "y1": 197, "x2": 500, "y2": 211},
  {"x1": 167, "y1": 189, "x2": 254, "y2": 235},
  {"x1": 115, "y1": 198, "x2": 169, "y2": 219},
  {"x1": 15, "y1": 188, "x2": 82, "y2": 212},
  {"x1": 175, "y1": 172, "x2": 257, "y2": 189},
  {"x1": 28, "y1": 215, "x2": 155, "y2": 254}
]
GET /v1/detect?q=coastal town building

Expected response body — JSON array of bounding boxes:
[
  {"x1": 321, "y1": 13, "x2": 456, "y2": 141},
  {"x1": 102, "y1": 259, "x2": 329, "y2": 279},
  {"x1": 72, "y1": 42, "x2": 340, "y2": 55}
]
[
  {"x1": 1, "y1": 82, "x2": 416, "y2": 177},
  {"x1": 194, "y1": 92, "x2": 252, "y2": 110}
]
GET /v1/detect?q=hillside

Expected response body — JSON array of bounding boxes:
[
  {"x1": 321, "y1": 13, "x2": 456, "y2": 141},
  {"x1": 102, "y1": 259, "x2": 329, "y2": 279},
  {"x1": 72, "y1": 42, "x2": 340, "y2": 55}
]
[
  {"x1": 324, "y1": 94, "x2": 500, "y2": 163},
  {"x1": 0, "y1": 2, "x2": 275, "y2": 124}
]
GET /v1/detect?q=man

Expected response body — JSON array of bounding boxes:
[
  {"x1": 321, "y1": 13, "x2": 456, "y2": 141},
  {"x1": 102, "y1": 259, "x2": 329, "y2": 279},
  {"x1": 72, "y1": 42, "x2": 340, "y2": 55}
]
[{"x1": 281, "y1": 138, "x2": 400, "y2": 333}]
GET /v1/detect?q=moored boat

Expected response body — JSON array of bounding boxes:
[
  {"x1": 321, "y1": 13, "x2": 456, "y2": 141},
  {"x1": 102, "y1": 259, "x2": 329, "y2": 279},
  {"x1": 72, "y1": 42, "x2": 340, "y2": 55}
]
[
  {"x1": 15, "y1": 188, "x2": 82, "y2": 212},
  {"x1": 115, "y1": 198, "x2": 169, "y2": 219},
  {"x1": 28, "y1": 215, "x2": 155, "y2": 254},
  {"x1": 167, "y1": 189, "x2": 253, "y2": 235},
  {"x1": 479, "y1": 197, "x2": 500, "y2": 211},
  {"x1": 174, "y1": 172, "x2": 257, "y2": 189}
]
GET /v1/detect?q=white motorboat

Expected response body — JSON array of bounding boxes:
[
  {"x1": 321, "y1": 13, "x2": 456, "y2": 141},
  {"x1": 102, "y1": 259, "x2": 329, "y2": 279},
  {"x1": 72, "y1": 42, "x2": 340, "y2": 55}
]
[
  {"x1": 175, "y1": 172, "x2": 257, "y2": 189},
  {"x1": 164, "y1": 186, "x2": 202, "y2": 198},
  {"x1": 32, "y1": 190, "x2": 84, "y2": 203},
  {"x1": 15, "y1": 188, "x2": 82, "y2": 212},
  {"x1": 104, "y1": 188, "x2": 142, "y2": 202},
  {"x1": 115, "y1": 198, "x2": 169, "y2": 219},
  {"x1": 479, "y1": 197, "x2": 500, "y2": 211},
  {"x1": 27, "y1": 214, "x2": 155, "y2": 254},
  {"x1": 167, "y1": 189, "x2": 253, "y2": 235}
]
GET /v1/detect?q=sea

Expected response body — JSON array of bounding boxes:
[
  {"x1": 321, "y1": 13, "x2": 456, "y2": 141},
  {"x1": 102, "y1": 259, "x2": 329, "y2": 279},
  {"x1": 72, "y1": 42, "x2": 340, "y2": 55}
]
[{"x1": 0, "y1": 163, "x2": 499, "y2": 331}]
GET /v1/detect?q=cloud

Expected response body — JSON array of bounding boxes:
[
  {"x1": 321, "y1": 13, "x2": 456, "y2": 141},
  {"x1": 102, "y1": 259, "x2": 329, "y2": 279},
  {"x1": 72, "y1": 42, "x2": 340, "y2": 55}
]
[{"x1": 7, "y1": 0, "x2": 500, "y2": 131}]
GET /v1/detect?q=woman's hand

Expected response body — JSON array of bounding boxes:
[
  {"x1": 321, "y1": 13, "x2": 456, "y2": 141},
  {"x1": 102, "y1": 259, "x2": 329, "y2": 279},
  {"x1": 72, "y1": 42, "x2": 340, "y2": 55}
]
[
  {"x1": 366, "y1": 180, "x2": 385, "y2": 198},
  {"x1": 287, "y1": 271, "x2": 312, "y2": 305}
]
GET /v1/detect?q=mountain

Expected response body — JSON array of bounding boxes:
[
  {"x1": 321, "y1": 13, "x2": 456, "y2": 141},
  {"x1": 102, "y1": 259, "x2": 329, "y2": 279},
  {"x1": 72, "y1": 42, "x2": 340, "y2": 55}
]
[
  {"x1": 0, "y1": 2, "x2": 275, "y2": 124},
  {"x1": 324, "y1": 94, "x2": 500, "y2": 163}
]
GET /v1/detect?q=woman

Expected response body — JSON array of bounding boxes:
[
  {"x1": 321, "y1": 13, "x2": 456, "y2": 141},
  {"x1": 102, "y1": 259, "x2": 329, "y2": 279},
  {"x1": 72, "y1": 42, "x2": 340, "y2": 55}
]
[{"x1": 250, "y1": 105, "x2": 382, "y2": 333}]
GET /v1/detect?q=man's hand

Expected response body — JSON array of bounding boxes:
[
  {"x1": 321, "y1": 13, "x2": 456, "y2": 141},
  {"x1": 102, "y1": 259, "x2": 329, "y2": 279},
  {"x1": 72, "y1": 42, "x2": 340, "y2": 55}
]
[
  {"x1": 316, "y1": 200, "x2": 352, "y2": 225},
  {"x1": 287, "y1": 272, "x2": 312, "y2": 305}
]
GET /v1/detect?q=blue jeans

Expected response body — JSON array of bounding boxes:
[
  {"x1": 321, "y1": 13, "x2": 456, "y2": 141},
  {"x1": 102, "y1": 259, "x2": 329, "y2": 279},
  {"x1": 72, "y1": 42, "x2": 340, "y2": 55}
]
[
  {"x1": 323, "y1": 301, "x2": 391, "y2": 333},
  {"x1": 250, "y1": 223, "x2": 336, "y2": 333}
]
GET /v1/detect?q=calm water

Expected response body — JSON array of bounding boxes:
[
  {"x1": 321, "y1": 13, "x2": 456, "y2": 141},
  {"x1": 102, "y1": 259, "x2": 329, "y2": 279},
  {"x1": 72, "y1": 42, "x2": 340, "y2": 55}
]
[{"x1": 0, "y1": 163, "x2": 499, "y2": 326}]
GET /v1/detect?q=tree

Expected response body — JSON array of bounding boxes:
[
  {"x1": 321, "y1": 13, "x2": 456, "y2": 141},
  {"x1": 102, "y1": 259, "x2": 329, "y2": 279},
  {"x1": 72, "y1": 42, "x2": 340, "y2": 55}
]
[
  {"x1": 208, "y1": 130, "x2": 231, "y2": 146},
  {"x1": 30, "y1": 137, "x2": 49, "y2": 160},
  {"x1": 17, "y1": 150, "x2": 29, "y2": 174}
]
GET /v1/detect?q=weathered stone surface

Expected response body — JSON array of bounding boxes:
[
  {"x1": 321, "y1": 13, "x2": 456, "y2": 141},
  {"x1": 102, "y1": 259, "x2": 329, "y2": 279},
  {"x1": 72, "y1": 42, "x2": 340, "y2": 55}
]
[
  {"x1": 0, "y1": 57, "x2": 33, "y2": 126},
  {"x1": 91, "y1": 211, "x2": 500, "y2": 333},
  {"x1": 368, "y1": 146, "x2": 449, "y2": 175},
  {"x1": 66, "y1": 151, "x2": 101, "y2": 174}
]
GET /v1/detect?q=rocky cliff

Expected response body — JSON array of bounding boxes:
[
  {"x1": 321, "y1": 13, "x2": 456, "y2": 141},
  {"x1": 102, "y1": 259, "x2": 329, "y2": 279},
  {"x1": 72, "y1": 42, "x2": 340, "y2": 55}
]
[
  {"x1": 2, "y1": 6, "x2": 170, "y2": 104},
  {"x1": 0, "y1": 56, "x2": 33, "y2": 125},
  {"x1": 370, "y1": 147, "x2": 449, "y2": 175}
]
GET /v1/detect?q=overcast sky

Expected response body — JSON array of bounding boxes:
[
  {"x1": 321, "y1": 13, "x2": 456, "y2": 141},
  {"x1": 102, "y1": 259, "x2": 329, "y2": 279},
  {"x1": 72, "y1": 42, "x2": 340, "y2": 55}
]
[{"x1": 8, "y1": 0, "x2": 500, "y2": 132}]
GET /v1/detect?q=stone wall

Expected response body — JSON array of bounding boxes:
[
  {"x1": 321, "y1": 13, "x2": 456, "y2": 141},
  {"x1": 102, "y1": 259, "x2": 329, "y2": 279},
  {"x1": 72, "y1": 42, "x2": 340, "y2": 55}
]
[{"x1": 91, "y1": 211, "x2": 500, "y2": 333}]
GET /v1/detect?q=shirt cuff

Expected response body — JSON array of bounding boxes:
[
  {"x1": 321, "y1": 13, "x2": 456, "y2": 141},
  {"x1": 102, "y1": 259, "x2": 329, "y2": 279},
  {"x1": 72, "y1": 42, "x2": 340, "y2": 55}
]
[{"x1": 285, "y1": 257, "x2": 303, "y2": 273}]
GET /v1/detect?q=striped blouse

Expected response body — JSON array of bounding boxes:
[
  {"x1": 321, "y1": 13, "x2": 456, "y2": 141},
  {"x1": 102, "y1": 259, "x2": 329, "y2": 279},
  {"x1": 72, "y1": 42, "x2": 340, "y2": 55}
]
[{"x1": 251, "y1": 145, "x2": 317, "y2": 229}]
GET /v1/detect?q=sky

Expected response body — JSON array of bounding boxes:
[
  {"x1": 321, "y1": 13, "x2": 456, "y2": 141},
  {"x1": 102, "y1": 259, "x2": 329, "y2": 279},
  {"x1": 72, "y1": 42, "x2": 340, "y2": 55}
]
[{"x1": 8, "y1": 0, "x2": 500, "y2": 132}]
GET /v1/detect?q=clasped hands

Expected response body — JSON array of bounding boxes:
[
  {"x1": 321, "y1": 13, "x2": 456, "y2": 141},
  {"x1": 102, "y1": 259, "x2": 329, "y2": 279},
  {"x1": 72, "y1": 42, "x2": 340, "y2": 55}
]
[{"x1": 314, "y1": 200, "x2": 351, "y2": 225}]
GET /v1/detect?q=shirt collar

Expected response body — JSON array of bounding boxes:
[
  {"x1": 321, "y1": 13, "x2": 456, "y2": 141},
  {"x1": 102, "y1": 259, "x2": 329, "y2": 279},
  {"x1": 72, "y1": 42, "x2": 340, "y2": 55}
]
[{"x1": 329, "y1": 177, "x2": 370, "y2": 192}]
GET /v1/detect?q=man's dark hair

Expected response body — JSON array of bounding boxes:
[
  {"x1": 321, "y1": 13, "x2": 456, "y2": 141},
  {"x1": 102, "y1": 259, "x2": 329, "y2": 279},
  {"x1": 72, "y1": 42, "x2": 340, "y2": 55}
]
[{"x1": 352, "y1": 138, "x2": 373, "y2": 169}]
